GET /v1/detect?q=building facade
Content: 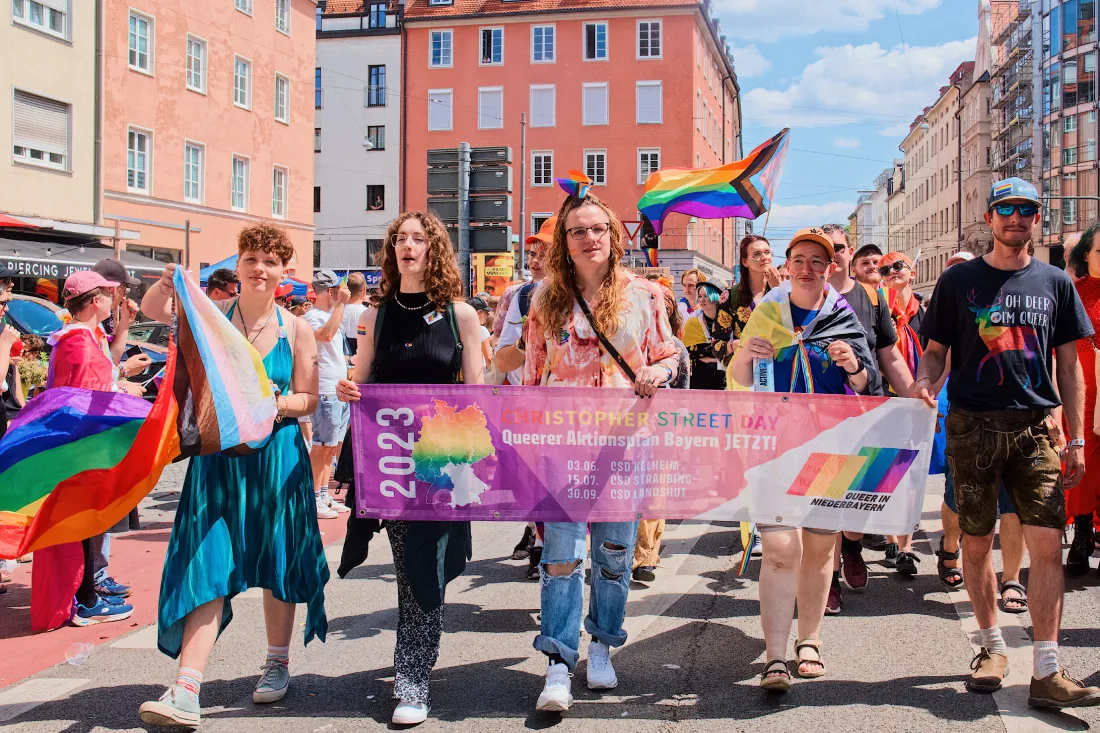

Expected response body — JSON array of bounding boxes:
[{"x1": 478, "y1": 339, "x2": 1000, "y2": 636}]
[
  {"x1": 990, "y1": 0, "x2": 1038, "y2": 190},
  {"x1": 101, "y1": 0, "x2": 318, "y2": 275},
  {"x1": 400, "y1": 0, "x2": 743, "y2": 273},
  {"x1": 852, "y1": 193, "x2": 872, "y2": 249},
  {"x1": 887, "y1": 160, "x2": 906, "y2": 253},
  {"x1": 868, "y1": 167, "x2": 892, "y2": 253},
  {"x1": 313, "y1": 0, "x2": 401, "y2": 270}
]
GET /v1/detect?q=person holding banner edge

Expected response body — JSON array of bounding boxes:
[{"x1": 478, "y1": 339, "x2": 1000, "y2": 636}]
[{"x1": 521, "y1": 191, "x2": 680, "y2": 712}]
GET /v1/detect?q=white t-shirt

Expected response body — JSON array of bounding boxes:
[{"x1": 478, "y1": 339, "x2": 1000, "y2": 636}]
[
  {"x1": 496, "y1": 288, "x2": 528, "y2": 385},
  {"x1": 303, "y1": 306, "x2": 347, "y2": 394},
  {"x1": 341, "y1": 302, "x2": 367, "y2": 344}
]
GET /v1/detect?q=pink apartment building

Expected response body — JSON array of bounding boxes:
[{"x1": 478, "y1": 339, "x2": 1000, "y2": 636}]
[
  {"x1": 401, "y1": 0, "x2": 742, "y2": 272},
  {"x1": 101, "y1": 0, "x2": 317, "y2": 275}
]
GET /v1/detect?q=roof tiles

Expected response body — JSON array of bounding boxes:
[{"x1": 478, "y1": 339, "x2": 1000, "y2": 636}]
[{"x1": 403, "y1": 0, "x2": 699, "y2": 20}]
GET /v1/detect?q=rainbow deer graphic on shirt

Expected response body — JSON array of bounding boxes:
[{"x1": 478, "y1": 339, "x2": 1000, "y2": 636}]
[{"x1": 968, "y1": 290, "x2": 1042, "y2": 386}]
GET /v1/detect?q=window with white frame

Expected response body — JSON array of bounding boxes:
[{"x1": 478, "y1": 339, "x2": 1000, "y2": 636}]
[
  {"x1": 1065, "y1": 115, "x2": 1077, "y2": 132},
  {"x1": 428, "y1": 89, "x2": 452, "y2": 131},
  {"x1": 183, "y1": 142, "x2": 203, "y2": 202},
  {"x1": 532, "y1": 25, "x2": 554, "y2": 62},
  {"x1": 582, "y1": 82, "x2": 608, "y2": 125},
  {"x1": 275, "y1": 0, "x2": 289, "y2": 33},
  {"x1": 232, "y1": 156, "x2": 249, "y2": 210},
  {"x1": 127, "y1": 128, "x2": 151, "y2": 192},
  {"x1": 235, "y1": 0, "x2": 251, "y2": 15},
  {"x1": 532, "y1": 151, "x2": 552, "y2": 186},
  {"x1": 636, "y1": 81, "x2": 662, "y2": 124},
  {"x1": 480, "y1": 27, "x2": 502, "y2": 65},
  {"x1": 12, "y1": 90, "x2": 69, "y2": 170},
  {"x1": 478, "y1": 87, "x2": 503, "y2": 129},
  {"x1": 272, "y1": 166, "x2": 288, "y2": 218},
  {"x1": 128, "y1": 12, "x2": 152, "y2": 73},
  {"x1": 638, "y1": 148, "x2": 659, "y2": 183},
  {"x1": 12, "y1": 0, "x2": 67, "y2": 39},
  {"x1": 695, "y1": 90, "x2": 701, "y2": 129},
  {"x1": 1065, "y1": 198, "x2": 1078, "y2": 224},
  {"x1": 234, "y1": 56, "x2": 251, "y2": 109},
  {"x1": 637, "y1": 20, "x2": 661, "y2": 58},
  {"x1": 186, "y1": 35, "x2": 206, "y2": 92},
  {"x1": 584, "y1": 22, "x2": 607, "y2": 60},
  {"x1": 430, "y1": 30, "x2": 452, "y2": 67},
  {"x1": 530, "y1": 85, "x2": 555, "y2": 127},
  {"x1": 274, "y1": 73, "x2": 289, "y2": 123},
  {"x1": 584, "y1": 149, "x2": 606, "y2": 185},
  {"x1": 428, "y1": 0, "x2": 452, "y2": 5}
]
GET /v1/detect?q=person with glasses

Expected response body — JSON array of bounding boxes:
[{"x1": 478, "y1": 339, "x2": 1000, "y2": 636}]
[
  {"x1": 677, "y1": 267, "x2": 707, "y2": 321},
  {"x1": 728, "y1": 228, "x2": 877, "y2": 691},
  {"x1": 335, "y1": 211, "x2": 484, "y2": 726},
  {"x1": 523, "y1": 193, "x2": 679, "y2": 713},
  {"x1": 206, "y1": 268, "x2": 240, "y2": 301},
  {"x1": 720, "y1": 235, "x2": 782, "y2": 356},
  {"x1": 914, "y1": 177, "x2": 1100, "y2": 708}
]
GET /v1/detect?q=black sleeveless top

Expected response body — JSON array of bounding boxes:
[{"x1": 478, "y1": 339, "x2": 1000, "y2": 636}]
[{"x1": 371, "y1": 292, "x2": 460, "y2": 385}]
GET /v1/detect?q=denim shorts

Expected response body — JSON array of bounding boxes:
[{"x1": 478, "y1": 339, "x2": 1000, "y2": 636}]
[
  {"x1": 943, "y1": 470, "x2": 1015, "y2": 516},
  {"x1": 945, "y1": 407, "x2": 1065, "y2": 536},
  {"x1": 310, "y1": 394, "x2": 350, "y2": 447}
]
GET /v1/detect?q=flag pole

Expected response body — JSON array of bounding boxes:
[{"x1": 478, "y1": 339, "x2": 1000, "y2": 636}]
[{"x1": 762, "y1": 207, "x2": 773, "y2": 237}]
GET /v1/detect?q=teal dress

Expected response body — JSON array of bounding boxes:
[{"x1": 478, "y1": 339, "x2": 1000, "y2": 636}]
[{"x1": 156, "y1": 306, "x2": 329, "y2": 658}]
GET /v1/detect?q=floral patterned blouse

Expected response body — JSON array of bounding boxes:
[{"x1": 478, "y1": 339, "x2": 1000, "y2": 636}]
[
  {"x1": 705, "y1": 287, "x2": 767, "y2": 364},
  {"x1": 523, "y1": 273, "x2": 680, "y2": 387}
]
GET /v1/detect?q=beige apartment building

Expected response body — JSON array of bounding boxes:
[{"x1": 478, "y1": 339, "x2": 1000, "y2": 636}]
[{"x1": 961, "y1": 6, "x2": 995, "y2": 258}]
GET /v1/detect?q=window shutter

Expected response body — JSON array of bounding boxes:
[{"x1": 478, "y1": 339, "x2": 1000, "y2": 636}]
[
  {"x1": 37, "y1": 0, "x2": 67, "y2": 14},
  {"x1": 583, "y1": 84, "x2": 607, "y2": 125},
  {"x1": 429, "y1": 91, "x2": 452, "y2": 130},
  {"x1": 13, "y1": 91, "x2": 69, "y2": 156},
  {"x1": 636, "y1": 82, "x2": 661, "y2": 124},
  {"x1": 530, "y1": 86, "x2": 554, "y2": 127},
  {"x1": 479, "y1": 89, "x2": 503, "y2": 128}
]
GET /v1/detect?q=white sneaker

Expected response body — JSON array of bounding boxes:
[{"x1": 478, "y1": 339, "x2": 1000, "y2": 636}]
[
  {"x1": 327, "y1": 496, "x2": 351, "y2": 513},
  {"x1": 586, "y1": 641, "x2": 618, "y2": 690},
  {"x1": 391, "y1": 700, "x2": 429, "y2": 725},
  {"x1": 536, "y1": 662, "x2": 573, "y2": 712},
  {"x1": 315, "y1": 498, "x2": 339, "y2": 519}
]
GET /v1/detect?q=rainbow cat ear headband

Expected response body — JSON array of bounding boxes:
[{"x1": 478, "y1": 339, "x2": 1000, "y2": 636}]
[{"x1": 555, "y1": 170, "x2": 592, "y2": 199}]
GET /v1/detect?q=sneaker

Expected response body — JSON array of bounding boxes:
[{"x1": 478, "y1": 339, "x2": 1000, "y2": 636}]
[
  {"x1": 967, "y1": 648, "x2": 1009, "y2": 692},
  {"x1": 1066, "y1": 516, "x2": 1094, "y2": 577},
  {"x1": 526, "y1": 545, "x2": 543, "y2": 581},
  {"x1": 586, "y1": 641, "x2": 618, "y2": 690},
  {"x1": 841, "y1": 546, "x2": 868, "y2": 591},
  {"x1": 1028, "y1": 670, "x2": 1100, "y2": 708},
  {"x1": 862, "y1": 534, "x2": 889, "y2": 550},
  {"x1": 883, "y1": 543, "x2": 900, "y2": 568},
  {"x1": 536, "y1": 662, "x2": 573, "y2": 712},
  {"x1": 632, "y1": 566, "x2": 656, "y2": 582},
  {"x1": 512, "y1": 525, "x2": 534, "y2": 560},
  {"x1": 72, "y1": 595, "x2": 133, "y2": 626},
  {"x1": 896, "y1": 551, "x2": 920, "y2": 576},
  {"x1": 253, "y1": 660, "x2": 290, "y2": 703},
  {"x1": 94, "y1": 576, "x2": 132, "y2": 598},
  {"x1": 825, "y1": 579, "x2": 843, "y2": 615},
  {"x1": 315, "y1": 498, "x2": 339, "y2": 520},
  {"x1": 392, "y1": 700, "x2": 429, "y2": 725},
  {"x1": 139, "y1": 685, "x2": 201, "y2": 727},
  {"x1": 327, "y1": 496, "x2": 351, "y2": 514},
  {"x1": 751, "y1": 529, "x2": 764, "y2": 556}
]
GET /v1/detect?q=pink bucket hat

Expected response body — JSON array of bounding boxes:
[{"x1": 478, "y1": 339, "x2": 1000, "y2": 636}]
[{"x1": 62, "y1": 270, "x2": 119, "y2": 299}]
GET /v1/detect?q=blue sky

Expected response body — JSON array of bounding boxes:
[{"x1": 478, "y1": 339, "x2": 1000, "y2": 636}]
[{"x1": 716, "y1": 0, "x2": 979, "y2": 239}]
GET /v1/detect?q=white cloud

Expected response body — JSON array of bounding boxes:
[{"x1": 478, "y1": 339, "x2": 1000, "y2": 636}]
[
  {"x1": 716, "y1": 0, "x2": 942, "y2": 42},
  {"x1": 742, "y1": 38, "x2": 977, "y2": 132},
  {"x1": 730, "y1": 44, "x2": 772, "y2": 78},
  {"x1": 766, "y1": 201, "x2": 857, "y2": 231},
  {"x1": 833, "y1": 137, "x2": 863, "y2": 148},
  {"x1": 879, "y1": 122, "x2": 915, "y2": 137}
]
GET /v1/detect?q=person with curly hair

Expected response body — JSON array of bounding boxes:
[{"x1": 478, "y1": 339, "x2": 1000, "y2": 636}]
[
  {"x1": 522, "y1": 193, "x2": 679, "y2": 712},
  {"x1": 335, "y1": 210, "x2": 484, "y2": 726},
  {"x1": 137, "y1": 222, "x2": 328, "y2": 728}
]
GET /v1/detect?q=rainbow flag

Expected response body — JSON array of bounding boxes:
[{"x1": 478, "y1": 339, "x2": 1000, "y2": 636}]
[
  {"x1": 555, "y1": 170, "x2": 592, "y2": 200},
  {"x1": 0, "y1": 268, "x2": 275, "y2": 558},
  {"x1": 637, "y1": 128, "x2": 789, "y2": 235}
]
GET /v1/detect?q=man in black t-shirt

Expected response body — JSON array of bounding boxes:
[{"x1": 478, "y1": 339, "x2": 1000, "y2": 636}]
[{"x1": 915, "y1": 177, "x2": 1100, "y2": 708}]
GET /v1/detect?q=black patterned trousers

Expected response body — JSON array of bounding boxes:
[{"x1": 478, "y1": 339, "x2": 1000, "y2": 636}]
[{"x1": 386, "y1": 520, "x2": 444, "y2": 705}]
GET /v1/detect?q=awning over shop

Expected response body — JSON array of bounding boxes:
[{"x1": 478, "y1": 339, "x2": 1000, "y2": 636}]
[
  {"x1": 0, "y1": 237, "x2": 165, "y2": 281},
  {"x1": 199, "y1": 255, "x2": 237, "y2": 284}
]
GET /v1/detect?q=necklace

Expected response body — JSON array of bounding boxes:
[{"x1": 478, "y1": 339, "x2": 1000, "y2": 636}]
[
  {"x1": 236, "y1": 302, "x2": 277, "y2": 345},
  {"x1": 393, "y1": 292, "x2": 430, "y2": 311}
]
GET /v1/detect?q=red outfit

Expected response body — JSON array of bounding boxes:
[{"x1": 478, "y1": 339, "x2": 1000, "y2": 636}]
[{"x1": 1070, "y1": 276, "x2": 1100, "y2": 522}]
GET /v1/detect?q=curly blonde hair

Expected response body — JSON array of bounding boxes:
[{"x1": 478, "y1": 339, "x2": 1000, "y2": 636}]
[
  {"x1": 372, "y1": 210, "x2": 464, "y2": 309},
  {"x1": 533, "y1": 194, "x2": 628, "y2": 338}
]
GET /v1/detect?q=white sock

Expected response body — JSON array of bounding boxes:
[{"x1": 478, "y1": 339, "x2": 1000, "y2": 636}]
[
  {"x1": 1033, "y1": 641, "x2": 1059, "y2": 679},
  {"x1": 979, "y1": 627, "x2": 1007, "y2": 657}
]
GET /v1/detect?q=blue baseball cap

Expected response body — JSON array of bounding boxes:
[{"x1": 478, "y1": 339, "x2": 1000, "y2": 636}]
[{"x1": 988, "y1": 177, "x2": 1041, "y2": 210}]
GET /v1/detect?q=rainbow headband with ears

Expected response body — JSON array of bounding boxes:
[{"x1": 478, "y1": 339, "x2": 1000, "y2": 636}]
[{"x1": 555, "y1": 170, "x2": 592, "y2": 199}]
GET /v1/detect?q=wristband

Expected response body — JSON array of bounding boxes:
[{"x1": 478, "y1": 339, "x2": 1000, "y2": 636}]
[
  {"x1": 1068, "y1": 438, "x2": 1086, "y2": 448},
  {"x1": 844, "y1": 364, "x2": 864, "y2": 377}
]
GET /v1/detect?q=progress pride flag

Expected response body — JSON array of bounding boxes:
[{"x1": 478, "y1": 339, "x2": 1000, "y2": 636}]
[{"x1": 351, "y1": 385, "x2": 936, "y2": 535}]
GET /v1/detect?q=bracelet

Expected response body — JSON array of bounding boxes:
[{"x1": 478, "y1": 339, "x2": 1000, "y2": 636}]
[
  {"x1": 275, "y1": 396, "x2": 287, "y2": 423},
  {"x1": 844, "y1": 364, "x2": 865, "y2": 377},
  {"x1": 1068, "y1": 438, "x2": 1086, "y2": 447},
  {"x1": 657, "y1": 364, "x2": 674, "y2": 383}
]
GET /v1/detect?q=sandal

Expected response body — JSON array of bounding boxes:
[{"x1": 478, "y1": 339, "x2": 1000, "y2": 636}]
[
  {"x1": 935, "y1": 538, "x2": 964, "y2": 590},
  {"x1": 795, "y1": 640, "x2": 826, "y2": 679},
  {"x1": 999, "y1": 580, "x2": 1028, "y2": 614},
  {"x1": 760, "y1": 660, "x2": 791, "y2": 691}
]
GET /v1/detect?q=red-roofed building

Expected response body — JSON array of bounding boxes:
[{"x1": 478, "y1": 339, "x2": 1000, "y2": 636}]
[{"x1": 400, "y1": 0, "x2": 742, "y2": 279}]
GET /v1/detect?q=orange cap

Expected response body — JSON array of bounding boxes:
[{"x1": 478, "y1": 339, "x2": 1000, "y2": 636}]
[
  {"x1": 785, "y1": 227, "x2": 835, "y2": 260},
  {"x1": 526, "y1": 215, "x2": 558, "y2": 246}
]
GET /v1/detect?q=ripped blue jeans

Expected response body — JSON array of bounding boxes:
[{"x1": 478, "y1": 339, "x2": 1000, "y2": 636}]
[{"x1": 534, "y1": 521, "x2": 639, "y2": 670}]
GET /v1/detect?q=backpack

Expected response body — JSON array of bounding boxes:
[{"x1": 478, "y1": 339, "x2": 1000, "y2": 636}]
[{"x1": 517, "y1": 280, "x2": 536, "y2": 319}]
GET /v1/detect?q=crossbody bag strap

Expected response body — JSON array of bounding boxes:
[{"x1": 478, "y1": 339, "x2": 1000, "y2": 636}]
[
  {"x1": 446, "y1": 301, "x2": 464, "y2": 382},
  {"x1": 572, "y1": 285, "x2": 637, "y2": 384}
]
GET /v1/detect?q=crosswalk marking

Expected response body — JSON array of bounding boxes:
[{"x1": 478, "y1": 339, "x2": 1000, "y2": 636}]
[{"x1": 0, "y1": 678, "x2": 89, "y2": 723}]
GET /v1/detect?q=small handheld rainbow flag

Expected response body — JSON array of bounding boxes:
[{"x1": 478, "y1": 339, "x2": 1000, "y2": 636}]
[
  {"x1": 555, "y1": 170, "x2": 592, "y2": 200},
  {"x1": 644, "y1": 246, "x2": 659, "y2": 267},
  {"x1": 737, "y1": 522, "x2": 758, "y2": 576},
  {"x1": 638, "y1": 128, "x2": 789, "y2": 235}
]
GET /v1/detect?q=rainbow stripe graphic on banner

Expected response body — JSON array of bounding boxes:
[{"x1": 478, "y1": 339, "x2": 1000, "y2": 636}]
[{"x1": 786, "y1": 447, "x2": 919, "y2": 499}]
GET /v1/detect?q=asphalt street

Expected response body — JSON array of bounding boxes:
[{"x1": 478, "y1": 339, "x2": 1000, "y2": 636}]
[{"x1": 1, "y1": 470, "x2": 1098, "y2": 733}]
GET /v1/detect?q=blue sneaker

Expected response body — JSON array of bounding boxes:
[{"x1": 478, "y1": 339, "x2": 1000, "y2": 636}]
[
  {"x1": 139, "y1": 685, "x2": 201, "y2": 727},
  {"x1": 94, "y1": 576, "x2": 131, "y2": 598},
  {"x1": 72, "y1": 595, "x2": 133, "y2": 626}
]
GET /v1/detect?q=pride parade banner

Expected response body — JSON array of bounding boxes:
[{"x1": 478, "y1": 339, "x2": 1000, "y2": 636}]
[{"x1": 350, "y1": 385, "x2": 937, "y2": 535}]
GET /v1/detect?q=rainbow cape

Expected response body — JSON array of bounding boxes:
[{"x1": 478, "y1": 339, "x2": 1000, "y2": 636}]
[
  {"x1": 637, "y1": 128, "x2": 789, "y2": 235},
  {"x1": 0, "y1": 268, "x2": 276, "y2": 558}
]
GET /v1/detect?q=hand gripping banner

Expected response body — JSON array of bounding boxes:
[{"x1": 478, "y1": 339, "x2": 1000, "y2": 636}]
[{"x1": 351, "y1": 385, "x2": 937, "y2": 535}]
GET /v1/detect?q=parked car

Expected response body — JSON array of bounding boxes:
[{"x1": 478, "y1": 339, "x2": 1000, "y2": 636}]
[
  {"x1": 4, "y1": 294, "x2": 63, "y2": 338},
  {"x1": 127, "y1": 321, "x2": 170, "y2": 348}
]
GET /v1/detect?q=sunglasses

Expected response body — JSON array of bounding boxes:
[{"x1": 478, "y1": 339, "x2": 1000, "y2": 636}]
[
  {"x1": 992, "y1": 203, "x2": 1038, "y2": 218},
  {"x1": 877, "y1": 261, "x2": 911, "y2": 277}
]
